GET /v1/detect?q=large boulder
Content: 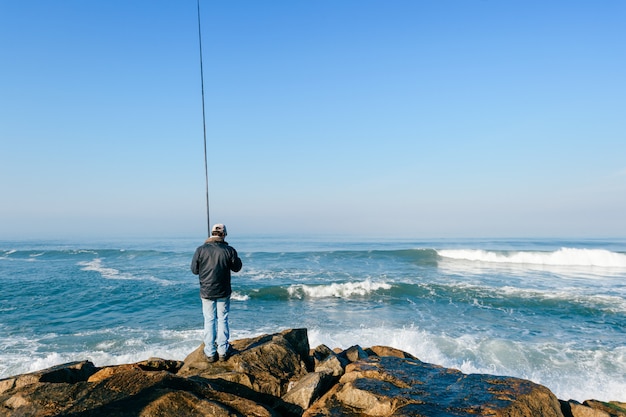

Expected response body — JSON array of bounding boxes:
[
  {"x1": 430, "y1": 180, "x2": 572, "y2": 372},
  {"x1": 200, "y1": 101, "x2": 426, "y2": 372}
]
[
  {"x1": 179, "y1": 328, "x2": 310, "y2": 397},
  {"x1": 304, "y1": 355, "x2": 564, "y2": 417}
]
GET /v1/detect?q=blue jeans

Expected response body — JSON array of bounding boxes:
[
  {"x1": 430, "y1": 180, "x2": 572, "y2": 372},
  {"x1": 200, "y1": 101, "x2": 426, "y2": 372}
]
[{"x1": 201, "y1": 296, "x2": 230, "y2": 357}]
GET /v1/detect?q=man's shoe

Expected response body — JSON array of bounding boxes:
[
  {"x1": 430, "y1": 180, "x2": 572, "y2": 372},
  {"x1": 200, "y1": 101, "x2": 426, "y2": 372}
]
[
  {"x1": 206, "y1": 353, "x2": 218, "y2": 363},
  {"x1": 219, "y1": 346, "x2": 233, "y2": 362}
]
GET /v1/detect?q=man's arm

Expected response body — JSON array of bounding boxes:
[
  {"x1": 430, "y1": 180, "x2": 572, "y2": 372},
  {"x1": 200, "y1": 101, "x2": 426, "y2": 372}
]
[
  {"x1": 191, "y1": 248, "x2": 201, "y2": 275},
  {"x1": 230, "y1": 249, "x2": 242, "y2": 273}
]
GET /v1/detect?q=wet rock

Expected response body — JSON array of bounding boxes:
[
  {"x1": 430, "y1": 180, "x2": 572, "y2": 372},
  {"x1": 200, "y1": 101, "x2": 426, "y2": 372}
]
[{"x1": 304, "y1": 355, "x2": 564, "y2": 417}]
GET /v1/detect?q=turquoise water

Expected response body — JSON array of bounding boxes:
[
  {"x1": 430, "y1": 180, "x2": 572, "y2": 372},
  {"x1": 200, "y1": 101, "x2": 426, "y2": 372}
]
[{"x1": 1, "y1": 237, "x2": 625, "y2": 402}]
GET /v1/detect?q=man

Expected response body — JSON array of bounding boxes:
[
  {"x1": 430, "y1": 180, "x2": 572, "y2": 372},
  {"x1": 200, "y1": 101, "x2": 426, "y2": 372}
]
[{"x1": 191, "y1": 223, "x2": 243, "y2": 362}]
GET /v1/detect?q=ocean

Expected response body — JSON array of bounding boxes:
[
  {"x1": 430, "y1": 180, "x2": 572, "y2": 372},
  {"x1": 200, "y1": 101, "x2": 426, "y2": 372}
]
[{"x1": 1, "y1": 236, "x2": 625, "y2": 403}]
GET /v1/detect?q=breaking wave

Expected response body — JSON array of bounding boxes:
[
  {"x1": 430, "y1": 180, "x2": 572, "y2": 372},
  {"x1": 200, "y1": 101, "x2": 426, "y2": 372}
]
[
  {"x1": 287, "y1": 280, "x2": 392, "y2": 299},
  {"x1": 437, "y1": 248, "x2": 626, "y2": 268}
]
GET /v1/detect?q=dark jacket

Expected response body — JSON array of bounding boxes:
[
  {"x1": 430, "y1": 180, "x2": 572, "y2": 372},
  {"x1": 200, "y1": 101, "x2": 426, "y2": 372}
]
[{"x1": 191, "y1": 237, "x2": 242, "y2": 300}]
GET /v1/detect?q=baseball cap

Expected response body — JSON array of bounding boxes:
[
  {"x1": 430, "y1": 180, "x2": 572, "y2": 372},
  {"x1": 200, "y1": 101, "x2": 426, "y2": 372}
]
[{"x1": 211, "y1": 223, "x2": 227, "y2": 236}]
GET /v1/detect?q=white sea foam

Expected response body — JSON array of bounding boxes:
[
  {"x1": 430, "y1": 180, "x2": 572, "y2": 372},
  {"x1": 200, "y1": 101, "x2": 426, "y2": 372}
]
[
  {"x1": 78, "y1": 258, "x2": 131, "y2": 279},
  {"x1": 287, "y1": 280, "x2": 392, "y2": 299},
  {"x1": 231, "y1": 291, "x2": 250, "y2": 301},
  {"x1": 308, "y1": 325, "x2": 626, "y2": 403},
  {"x1": 0, "y1": 328, "x2": 205, "y2": 379},
  {"x1": 438, "y1": 248, "x2": 626, "y2": 268},
  {"x1": 243, "y1": 267, "x2": 318, "y2": 281},
  {"x1": 497, "y1": 285, "x2": 626, "y2": 314},
  {"x1": 77, "y1": 258, "x2": 174, "y2": 285}
]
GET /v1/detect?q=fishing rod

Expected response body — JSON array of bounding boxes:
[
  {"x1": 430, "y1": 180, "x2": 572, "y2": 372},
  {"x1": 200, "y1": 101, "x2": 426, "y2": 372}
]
[{"x1": 196, "y1": 0, "x2": 210, "y2": 236}]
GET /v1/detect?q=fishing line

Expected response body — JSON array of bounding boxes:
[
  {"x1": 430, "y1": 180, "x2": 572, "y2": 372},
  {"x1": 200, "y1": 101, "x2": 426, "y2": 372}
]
[{"x1": 196, "y1": 0, "x2": 210, "y2": 235}]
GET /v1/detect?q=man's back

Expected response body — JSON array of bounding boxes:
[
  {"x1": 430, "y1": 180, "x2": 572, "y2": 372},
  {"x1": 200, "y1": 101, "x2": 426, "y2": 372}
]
[{"x1": 191, "y1": 238, "x2": 242, "y2": 300}]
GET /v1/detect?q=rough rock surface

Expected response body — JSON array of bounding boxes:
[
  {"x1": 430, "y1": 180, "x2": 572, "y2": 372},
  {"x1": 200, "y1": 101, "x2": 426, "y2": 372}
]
[
  {"x1": 178, "y1": 328, "x2": 311, "y2": 397},
  {"x1": 561, "y1": 399, "x2": 626, "y2": 417},
  {"x1": 0, "y1": 328, "x2": 622, "y2": 417},
  {"x1": 303, "y1": 355, "x2": 564, "y2": 417}
]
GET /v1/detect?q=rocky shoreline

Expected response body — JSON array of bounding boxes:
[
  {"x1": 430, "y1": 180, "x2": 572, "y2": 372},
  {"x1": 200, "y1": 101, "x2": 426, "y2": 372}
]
[{"x1": 1, "y1": 328, "x2": 624, "y2": 416}]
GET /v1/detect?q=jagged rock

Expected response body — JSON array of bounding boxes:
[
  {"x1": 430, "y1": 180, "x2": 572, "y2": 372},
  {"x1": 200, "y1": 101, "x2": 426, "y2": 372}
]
[
  {"x1": 178, "y1": 328, "x2": 310, "y2": 397},
  {"x1": 311, "y1": 344, "x2": 336, "y2": 367},
  {"x1": 0, "y1": 361, "x2": 97, "y2": 395},
  {"x1": 338, "y1": 345, "x2": 369, "y2": 363},
  {"x1": 304, "y1": 355, "x2": 564, "y2": 417},
  {"x1": 136, "y1": 357, "x2": 185, "y2": 373},
  {"x1": 581, "y1": 400, "x2": 626, "y2": 417},
  {"x1": 561, "y1": 399, "x2": 626, "y2": 417},
  {"x1": 312, "y1": 344, "x2": 347, "y2": 377},
  {"x1": 87, "y1": 358, "x2": 184, "y2": 383},
  {"x1": 561, "y1": 399, "x2": 612, "y2": 417},
  {"x1": 282, "y1": 370, "x2": 337, "y2": 410},
  {"x1": 316, "y1": 355, "x2": 345, "y2": 378},
  {"x1": 0, "y1": 366, "x2": 288, "y2": 417},
  {"x1": 365, "y1": 345, "x2": 418, "y2": 360}
]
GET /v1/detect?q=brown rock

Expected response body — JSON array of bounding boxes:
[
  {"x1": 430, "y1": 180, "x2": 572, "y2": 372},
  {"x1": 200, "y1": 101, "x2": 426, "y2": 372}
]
[
  {"x1": 561, "y1": 400, "x2": 611, "y2": 417},
  {"x1": 136, "y1": 357, "x2": 184, "y2": 373},
  {"x1": 87, "y1": 357, "x2": 184, "y2": 383},
  {"x1": 338, "y1": 345, "x2": 369, "y2": 363},
  {"x1": 282, "y1": 371, "x2": 337, "y2": 410},
  {"x1": 179, "y1": 328, "x2": 310, "y2": 397},
  {"x1": 311, "y1": 345, "x2": 347, "y2": 377},
  {"x1": 583, "y1": 400, "x2": 626, "y2": 417},
  {"x1": 137, "y1": 391, "x2": 236, "y2": 417},
  {"x1": 0, "y1": 361, "x2": 97, "y2": 395},
  {"x1": 0, "y1": 367, "x2": 283, "y2": 417},
  {"x1": 311, "y1": 344, "x2": 337, "y2": 367},
  {"x1": 88, "y1": 363, "x2": 144, "y2": 383},
  {"x1": 304, "y1": 355, "x2": 564, "y2": 417},
  {"x1": 365, "y1": 345, "x2": 418, "y2": 360},
  {"x1": 315, "y1": 355, "x2": 346, "y2": 377}
]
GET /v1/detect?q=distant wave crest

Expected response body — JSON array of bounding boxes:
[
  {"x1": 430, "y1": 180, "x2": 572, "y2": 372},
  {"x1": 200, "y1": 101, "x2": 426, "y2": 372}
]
[
  {"x1": 437, "y1": 248, "x2": 626, "y2": 268},
  {"x1": 78, "y1": 258, "x2": 174, "y2": 285}
]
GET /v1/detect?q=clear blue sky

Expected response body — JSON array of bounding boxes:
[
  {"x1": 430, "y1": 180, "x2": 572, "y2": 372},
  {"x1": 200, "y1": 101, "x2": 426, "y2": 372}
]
[{"x1": 1, "y1": 1, "x2": 625, "y2": 239}]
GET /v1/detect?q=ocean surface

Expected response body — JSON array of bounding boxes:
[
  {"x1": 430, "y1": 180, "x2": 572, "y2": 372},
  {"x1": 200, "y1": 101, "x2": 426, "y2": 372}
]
[{"x1": 1, "y1": 236, "x2": 625, "y2": 402}]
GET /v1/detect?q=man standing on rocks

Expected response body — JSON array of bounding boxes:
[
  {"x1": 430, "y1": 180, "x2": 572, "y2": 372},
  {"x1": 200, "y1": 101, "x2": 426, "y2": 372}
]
[{"x1": 191, "y1": 224, "x2": 243, "y2": 362}]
